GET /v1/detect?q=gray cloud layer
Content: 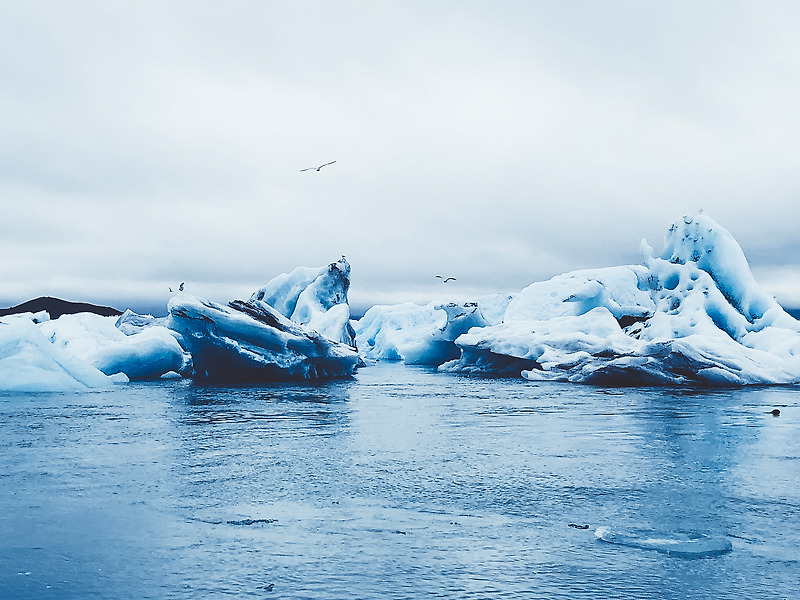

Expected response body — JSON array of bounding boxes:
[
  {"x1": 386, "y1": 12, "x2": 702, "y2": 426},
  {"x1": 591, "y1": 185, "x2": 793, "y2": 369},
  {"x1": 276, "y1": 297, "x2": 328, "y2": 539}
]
[{"x1": 2, "y1": 1, "x2": 800, "y2": 314}]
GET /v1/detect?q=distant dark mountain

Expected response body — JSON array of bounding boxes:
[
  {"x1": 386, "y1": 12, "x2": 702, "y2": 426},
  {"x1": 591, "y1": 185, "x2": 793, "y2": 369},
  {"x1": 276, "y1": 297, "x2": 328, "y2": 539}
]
[{"x1": 0, "y1": 297, "x2": 122, "y2": 319}]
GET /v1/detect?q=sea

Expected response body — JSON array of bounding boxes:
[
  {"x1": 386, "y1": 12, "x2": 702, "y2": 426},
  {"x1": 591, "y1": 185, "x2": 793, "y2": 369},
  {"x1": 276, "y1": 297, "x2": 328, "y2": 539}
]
[{"x1": 1, "y1": 362, "x2": 798, "y2": 600}]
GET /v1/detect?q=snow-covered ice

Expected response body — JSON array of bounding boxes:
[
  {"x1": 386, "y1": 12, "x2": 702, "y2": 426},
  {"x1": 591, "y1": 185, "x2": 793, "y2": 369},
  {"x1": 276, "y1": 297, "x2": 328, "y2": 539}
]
[
  {"x1": 167, "y1": 295, "x2": 359, "y2": 380},
  {"x1": 355, "y1": 294, "x2": 514, "y2": 365},
  {"x1": 0, "y1": 314, "x2": 114, "y2": 391},
  {"x1": 39, "y1": 311, "x2": 187, "y2": 380},
  {"x1": 442, "y1": 213, "x2": 800, "y2": 384},
  {"x1": 167, "y1": 259, "x2": 360, "y2": 380},
  {"x1": 250, "y1": 257, "x2": 356, "y2": 348},
  {"x1": 359, "y1": 213, "x2": 800, "y2": 385},
  {"x1": 0, "y1": 259, "x2": 359, "y2": 388},
  {"x1": 0, "y1": 305, "x2": 187, "y2": 391},
  {"x1": 4, "y1": 214, "x2": 800, "y2": 388}
]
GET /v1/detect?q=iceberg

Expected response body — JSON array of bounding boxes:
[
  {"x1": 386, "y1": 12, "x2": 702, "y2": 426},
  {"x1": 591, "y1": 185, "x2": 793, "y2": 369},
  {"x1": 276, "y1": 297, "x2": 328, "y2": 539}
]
[
  {"x1": 115, "y1": 309, "x2": 166, "y2": 335},
  {"x1": 250, "y1": 257, "x2": 356, "y2": 348},
  {"x1": 355, "y1": 294, "x2": 514, "y2": 365},
  {"x1": 166, "y1": 259, "x2": 360, "y2": 381},
  {"x1": 0, "y1": 314, "x2": 114, "y2": 391},
  {"x1": 38, "y1": 311, "x2": 187, "y2": 380},
  {"x1": 167, "y1": 295, "x2": 358, "y2": 380},
  {"x1": 429, "y1": 213, "x2": 800, "y2": 385}
]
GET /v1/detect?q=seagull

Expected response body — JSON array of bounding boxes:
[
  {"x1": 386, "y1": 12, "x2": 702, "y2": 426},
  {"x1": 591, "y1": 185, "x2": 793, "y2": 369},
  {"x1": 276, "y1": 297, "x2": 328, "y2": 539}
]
[
  {"x1": 436, "y1": 275, "x2": 456, "y2": 283},
  {"x1": 179, "y1": 282, "x2": 185, "y2": 291},
  {"x1": 300, "y1": 160, "x2": 336, "y2": 172}
]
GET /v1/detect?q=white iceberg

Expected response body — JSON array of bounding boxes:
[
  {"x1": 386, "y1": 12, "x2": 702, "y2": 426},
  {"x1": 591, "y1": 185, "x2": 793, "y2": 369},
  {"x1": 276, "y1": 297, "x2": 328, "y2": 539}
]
[
  {"x1": 354, "y1": 294, "x2": 514, "y2": 365},
  {"x1": 435, "y1": 213, "x2": 800, "y2": 385},
  {"x1": 39, "y1": 311, "x2": 187, "y2": 380},
  {"x1": 0, "y1": 314, "x2": 114, "y2": 391},
  {"x1": 167, "y1": 295, "x2": 359, "y2": 380},
  {"x1": 115, "y1": 309, "x2": 166, "y2": 335},
  {"x1": 250, "y1": 257, "x2": 356, "y2": 347}
]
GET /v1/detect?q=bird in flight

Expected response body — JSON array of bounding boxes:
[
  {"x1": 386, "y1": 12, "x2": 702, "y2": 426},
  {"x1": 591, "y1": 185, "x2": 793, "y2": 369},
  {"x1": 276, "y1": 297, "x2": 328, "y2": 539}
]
[
  {"x1": 436, "y1": 275, "x2": 456, "y2": 283},
  {"x1": 300, "y1": 161, "x2": 336, "y2": 172}
]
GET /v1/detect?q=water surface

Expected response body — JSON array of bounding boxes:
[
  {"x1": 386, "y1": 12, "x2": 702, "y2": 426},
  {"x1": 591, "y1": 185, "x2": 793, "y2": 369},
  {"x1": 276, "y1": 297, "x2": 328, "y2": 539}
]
[{"x1": 1, "y1": 363, "x2": 798, "y2": 599}]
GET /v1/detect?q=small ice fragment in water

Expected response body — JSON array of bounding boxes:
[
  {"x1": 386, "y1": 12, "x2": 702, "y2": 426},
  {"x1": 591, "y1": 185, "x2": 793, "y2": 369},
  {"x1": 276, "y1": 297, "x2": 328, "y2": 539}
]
[{"x1": 595, "y1": 526, "x2": 732, "y2": 558}]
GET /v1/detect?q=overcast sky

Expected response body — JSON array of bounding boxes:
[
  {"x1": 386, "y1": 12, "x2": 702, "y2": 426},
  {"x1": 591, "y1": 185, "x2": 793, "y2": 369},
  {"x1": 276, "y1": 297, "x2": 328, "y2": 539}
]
[{"x1": 2, "y1": 1, "x2": 800, "y2": 315}]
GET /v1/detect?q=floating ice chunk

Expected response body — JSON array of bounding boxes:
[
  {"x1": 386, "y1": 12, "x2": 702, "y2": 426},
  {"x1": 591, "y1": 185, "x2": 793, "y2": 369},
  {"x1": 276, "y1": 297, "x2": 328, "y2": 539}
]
[
  {"x1": 167, "y1": 295, "x2": 358, "y2": 380},
  {"x1": 39, "y1": 312, "x2": 186, "y2": 380},
  {"x1": 355, "y1": 294, "x2": 514, "y2": 365},
  {"x1": 0, "y1": 316, "x2": 113, "y2": 391},
  {"x1": 504, "y1": 266, "x2": 654, "y2": 323},
  {"x1": 250, "y1": 258, "x2": 356, "y2": 347},
  {"x1": 442, "y1": 307, "x2": 639, "y2": 377},
  {"x1": 445, "y1": 213, "x2": 800, "y2": 384},
  {"x1": 355, "y1": 302, "x2": 446, "y2": 363},
  {"x1": 595, "y1": 526, "x2": 733, "y2": 558},
  {"x1": 660, "y1": 212, "x2": 775, "y2": 323},
  {"x1": 250, "y1": 266, "x2": 324, "y2": 319},
  {"x1": 115, "y1": 309, "x2": 166, "y2": 335},
  {"x1": 473, "y1": 293, "x2": 517, "y2": 326}
]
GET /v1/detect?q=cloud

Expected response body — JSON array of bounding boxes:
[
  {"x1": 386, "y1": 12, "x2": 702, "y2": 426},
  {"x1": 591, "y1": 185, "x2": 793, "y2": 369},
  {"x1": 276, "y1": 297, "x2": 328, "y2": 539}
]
[{"x1": 2, "y1": 1, "x2": 800, "y2": 314}]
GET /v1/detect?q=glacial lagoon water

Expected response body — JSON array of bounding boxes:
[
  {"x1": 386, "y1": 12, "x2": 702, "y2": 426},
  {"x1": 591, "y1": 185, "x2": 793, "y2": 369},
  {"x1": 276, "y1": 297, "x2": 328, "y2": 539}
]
[{"x1": 1, "y1": 363, "x2": 798, "y2": 599}]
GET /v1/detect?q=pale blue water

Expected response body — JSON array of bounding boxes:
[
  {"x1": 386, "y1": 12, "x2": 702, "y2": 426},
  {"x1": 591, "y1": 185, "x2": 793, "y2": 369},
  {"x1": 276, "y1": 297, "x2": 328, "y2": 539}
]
[{"x1": 1, "y1": 363, "x2": 798, "y2": 599}]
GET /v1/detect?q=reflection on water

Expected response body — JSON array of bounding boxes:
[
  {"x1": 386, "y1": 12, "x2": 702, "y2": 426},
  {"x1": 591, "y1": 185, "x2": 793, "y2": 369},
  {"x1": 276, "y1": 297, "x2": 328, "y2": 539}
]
[
  {"x1": 0, "y1": 363, "x2": 798, "y2": 599},
  {"x1": 179, "y1": 380, "x2": 351, "y2": 430}
]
